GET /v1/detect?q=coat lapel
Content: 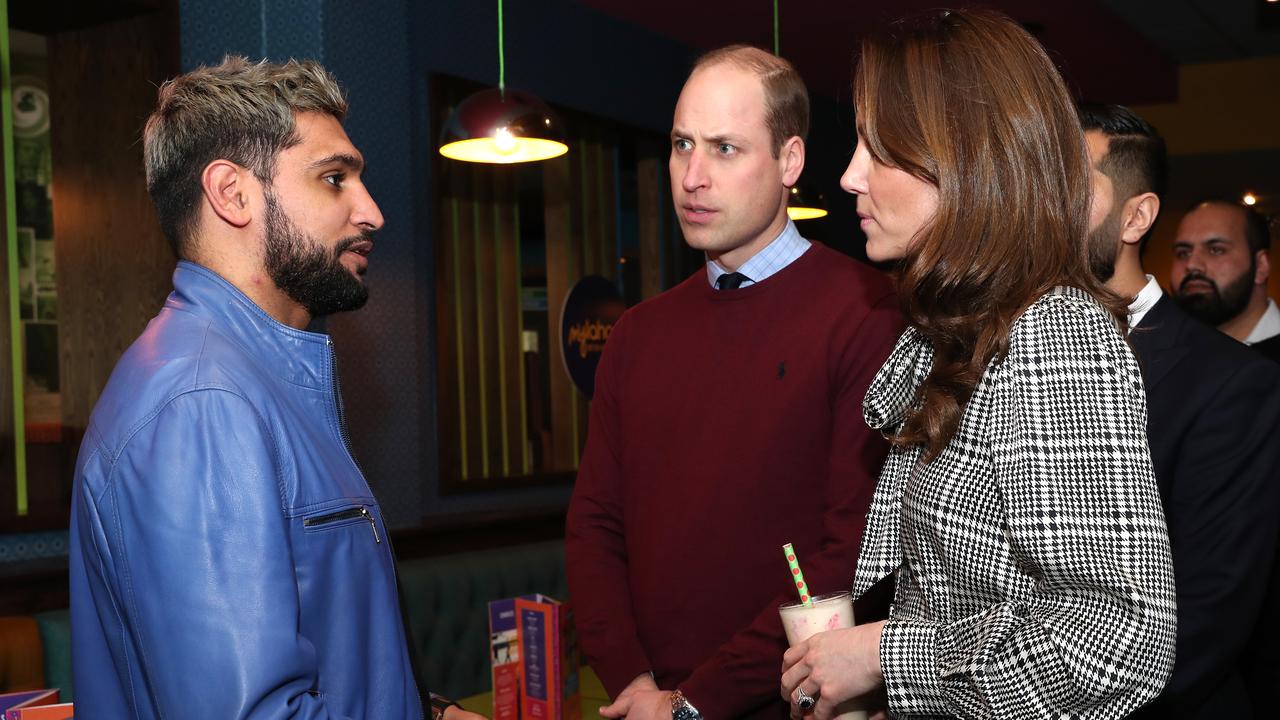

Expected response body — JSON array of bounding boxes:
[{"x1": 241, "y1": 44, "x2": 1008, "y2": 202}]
[{"x1": 1130, "y1": 294, "x2": 1189, "y2": 391}]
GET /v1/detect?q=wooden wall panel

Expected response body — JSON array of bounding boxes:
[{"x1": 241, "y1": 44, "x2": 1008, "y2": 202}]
[
  {"x1": 598, "y1": 143, "x2": 619, "y2": 282},
  {"x1": 472, "y1": 168, "x2": 503, "y2": 479},
  {"x1": 456, "y1": 168, "x2": 482, "y2": 479},
  {"x1": 637, "y1": 157, "x2": 663, "y2": 300},
  {"x1": 543, "y1": 156, "x2": 574, "y2": 473},
  {"x1": 435, "y1": 185, "x2": 463, "y2": 484},
  {"x1": 49, "y1": 14, "x2": 174, "y2": 437},
  {"x1": 493, "y1": 172, "x2": 524, "y2": 476}
]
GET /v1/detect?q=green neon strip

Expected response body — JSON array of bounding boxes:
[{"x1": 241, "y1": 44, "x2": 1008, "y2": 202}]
[
  {"x1": 0, "y1": 0, "x2": 29, "y2": 515},
  {"x1": 514, "y1": 201, "x2": 529, "y2": 474},
  {"x1": 472, "y1": 194, "x2": 490, "y2": 478},
  {"x1": 451, "y1": 198, "x2": 468, "y2": 480},
  {"x1": 773, "y1": 0, "x2": 780, "y2": 55},
  {"x1": 497, "y1": 0, "x2": 505, "y2": 94},
  {"x1": 493, "y1": 197, "x2": 509, "y2": 476}
]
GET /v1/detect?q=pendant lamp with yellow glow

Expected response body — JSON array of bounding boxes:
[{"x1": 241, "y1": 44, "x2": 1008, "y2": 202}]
[
  {"x1": 787, "y1": 185, "x2": 828, "y2": 220},
  {"x1": 438, "y1": 0, "x2": 568, "y2": 164}
]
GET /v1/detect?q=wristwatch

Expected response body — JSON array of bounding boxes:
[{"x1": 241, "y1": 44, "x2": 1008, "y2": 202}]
[
  {"x1": 669, "y1": 689, "x2": 703, "y2": 720},
  {"x1": 429, "y1": 692, "x2": 460, "y2": 720}
]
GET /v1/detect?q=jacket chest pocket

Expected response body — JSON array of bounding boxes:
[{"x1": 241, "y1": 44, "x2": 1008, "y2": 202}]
[{"x1": 303, "y1": 504, "x2": 382, "y2": 545}]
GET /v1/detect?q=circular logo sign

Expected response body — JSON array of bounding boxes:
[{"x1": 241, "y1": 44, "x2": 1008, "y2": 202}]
[
  {"x1": 560, "y1": 275, "x2": 626, "y2": 399},
  {"x1": 12, "y1": 82, "x2": 50, "y2": 138}
]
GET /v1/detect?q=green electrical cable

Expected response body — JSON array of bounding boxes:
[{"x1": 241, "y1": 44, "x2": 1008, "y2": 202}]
[
  {"x1": 773, "y1": 0, "x2": 779, "y2": 55},
  {"x1": 0, "y1": 0, "x2": 30, "y2": 515},
  {"x1": 498, "y1": 0, "x2": 506, "y2": 94}
]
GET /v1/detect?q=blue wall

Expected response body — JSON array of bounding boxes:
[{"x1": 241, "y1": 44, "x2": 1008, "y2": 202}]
[{"x1": 178, "y1": 0, "x2": 863, "y2": 527}]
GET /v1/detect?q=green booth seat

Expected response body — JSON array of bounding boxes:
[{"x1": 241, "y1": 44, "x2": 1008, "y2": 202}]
[
  {"x1": 32, "y1": 609, "x2": 72, "y2": 702},
  {"x1": 399, "y1": 539, "x2": 568, "y2": 701}
]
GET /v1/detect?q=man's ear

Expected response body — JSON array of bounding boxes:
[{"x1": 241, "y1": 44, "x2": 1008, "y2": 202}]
[
  {"x1": 201, "y1": 160, "x2": 254, "y2": 228},
  {"x1": 1119, "y1": 192, "x2": 1160, "y2": 247},
  {"x1": 779, "y1": 136, "x2": 805, "y2": 188},
  {"x1": 1255, "y1": 248, "x2": 1271, "y2": 286}
]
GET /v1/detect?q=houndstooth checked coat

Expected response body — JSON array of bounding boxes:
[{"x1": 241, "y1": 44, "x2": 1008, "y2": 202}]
[{"x1": 853, "y1": 287, "x2": 1177, "y2": 719}]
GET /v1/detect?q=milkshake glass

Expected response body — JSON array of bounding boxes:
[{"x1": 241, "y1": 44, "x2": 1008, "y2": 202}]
[{"x1": 779, "y1": 591, "x2": 868, "y2": 720}]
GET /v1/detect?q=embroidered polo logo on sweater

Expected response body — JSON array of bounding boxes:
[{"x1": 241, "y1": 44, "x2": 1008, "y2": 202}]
[{"x1": 777, "y1": 361, "x2": 786, "y2": 379}]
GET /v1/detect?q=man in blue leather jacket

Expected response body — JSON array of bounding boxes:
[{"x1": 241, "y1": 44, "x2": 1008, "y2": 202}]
[{"x1": 68, "y1": 57, "x2": 478, "y2": 720}]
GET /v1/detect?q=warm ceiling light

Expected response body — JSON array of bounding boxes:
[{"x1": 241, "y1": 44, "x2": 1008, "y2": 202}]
[
  {"x1": 439, "y1": 89, "x2": 567, "y2": 164},
  {"x1": 1243, "y1": 192, "x2": 1259, "y2": 206},
  {"x1": 787, "y1": 206, "x2": 828, "y2": 221},
  {"x1": 787, "y1": 185, "x2": 827, "y2": 220},
  {"x1": 437, "y1": 0, "x2": 568, "y2": 164}
]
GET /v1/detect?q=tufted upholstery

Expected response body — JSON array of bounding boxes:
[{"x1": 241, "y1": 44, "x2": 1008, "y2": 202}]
[
  {"x1": 23, "y1": 540, "x2": 567, "y2": 704},
  {"x1": 398, "y1": 539, "x2": 568, "y2": 701},
  {"x1": 33, "y1": 610, "x2": 72, "y2": 702}
]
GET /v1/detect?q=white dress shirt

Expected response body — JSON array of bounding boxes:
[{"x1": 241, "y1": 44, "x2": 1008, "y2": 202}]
[{"x1": 1244, "y1": 298, "x2": 1280, "y2": 345}]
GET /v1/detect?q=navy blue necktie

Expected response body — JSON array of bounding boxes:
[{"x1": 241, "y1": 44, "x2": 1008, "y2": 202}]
[{"x1": 716, "y1": 272, "x2": 750, "y2": 290}]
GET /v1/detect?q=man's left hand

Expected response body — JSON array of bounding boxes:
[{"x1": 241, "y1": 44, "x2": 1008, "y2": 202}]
[{"x1": 599, "y1": 688, "x2": 673, "y2": 720}]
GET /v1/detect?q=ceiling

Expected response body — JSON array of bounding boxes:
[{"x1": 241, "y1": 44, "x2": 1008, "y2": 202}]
[
  {"x1": 1098, "y1": 0, "x2": 1280, "y2": 63},
  {"x1": 578, "y1": 0, "x2": 1280, "y2": 106},
  {"x1": 8, "y1": 0, "x2": 167, "y2": 35}
]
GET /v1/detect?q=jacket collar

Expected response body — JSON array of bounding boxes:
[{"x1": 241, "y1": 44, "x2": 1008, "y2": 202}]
[
  {"x1": 864, "y1": 326, "x2": 932, "y2": 432},
  {"x1": 1129, "y1": 294, "x2": 1189, "y2": 390},
  {"x1": 166, "y1": 261, "x2": 333, "y2": 390}
]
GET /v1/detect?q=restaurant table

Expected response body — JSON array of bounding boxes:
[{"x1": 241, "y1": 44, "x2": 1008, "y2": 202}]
[{"x1": 457, "y1": 665, "x2": 610, "y2": 716}]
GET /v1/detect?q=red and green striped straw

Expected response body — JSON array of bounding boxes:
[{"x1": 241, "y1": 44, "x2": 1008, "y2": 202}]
[{"x1": 782, "y1": 542, "x2": 813, "y2": 606}]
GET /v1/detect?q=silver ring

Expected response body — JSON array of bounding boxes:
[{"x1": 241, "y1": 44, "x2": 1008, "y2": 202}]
[{"x1": 795, "y1": 686, "x2": 817, "y2": 711}]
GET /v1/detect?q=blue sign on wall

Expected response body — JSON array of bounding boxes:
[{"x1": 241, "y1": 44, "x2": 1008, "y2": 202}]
[{"x1": 560, "y1": 275, "x2": 626, "y2": 400}]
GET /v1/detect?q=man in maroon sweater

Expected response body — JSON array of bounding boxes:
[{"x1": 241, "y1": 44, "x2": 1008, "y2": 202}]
[{"x1": 565, "y1": 46, "x2": 902, "y2": 719}]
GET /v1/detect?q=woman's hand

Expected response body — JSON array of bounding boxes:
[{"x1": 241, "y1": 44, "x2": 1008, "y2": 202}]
[{"x1": 780, "y1": 620, "x2": 887, "y2": 719}]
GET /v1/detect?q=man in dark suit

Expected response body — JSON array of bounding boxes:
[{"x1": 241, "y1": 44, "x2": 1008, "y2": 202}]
[
  {"x1": 1081, "y1": 104, "x2": 1280, "y2": 718},
  {"x1": 1254, "y1": 334, "x2": 1280, "y2": 363}
]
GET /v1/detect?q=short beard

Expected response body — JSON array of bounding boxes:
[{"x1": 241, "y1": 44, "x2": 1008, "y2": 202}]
[
  {"x1": 263, "y1": 189, "x2": 371, "y2": 318},
  {"x1": 1173, "y1": 260, "x2": 1255, "y2": 327},
  {"x1": 1086, "y1": 205, "x2": 1124, "y2": 284}
]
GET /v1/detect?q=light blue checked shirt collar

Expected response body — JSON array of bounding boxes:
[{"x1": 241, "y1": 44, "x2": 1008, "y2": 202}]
[{"x1": 706, "y1": 219, "x2": 811, "y2": 289}]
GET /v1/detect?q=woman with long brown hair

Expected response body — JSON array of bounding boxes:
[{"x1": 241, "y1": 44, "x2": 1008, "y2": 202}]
[{"x1": 781, "y1": 9, "x2": 1176, "y2": 719}]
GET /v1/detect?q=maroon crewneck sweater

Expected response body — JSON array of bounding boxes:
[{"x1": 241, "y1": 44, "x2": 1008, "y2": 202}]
[{"x1": 566, "y1": 243, "x2": 902, "y2": 718}]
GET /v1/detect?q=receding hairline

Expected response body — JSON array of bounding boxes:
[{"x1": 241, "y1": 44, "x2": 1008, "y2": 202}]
[
  {"x1": 692, "y1": 44, "x2": 792, "y2": 77},
  {"x1": 1184, "y1": 200, "x2": 1251, "y2": 232}
]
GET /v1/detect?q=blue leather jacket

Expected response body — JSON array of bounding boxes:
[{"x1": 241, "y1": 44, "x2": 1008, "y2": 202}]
[{"x1": 69, "y1": 262, "x2": 423, "y2": 719}]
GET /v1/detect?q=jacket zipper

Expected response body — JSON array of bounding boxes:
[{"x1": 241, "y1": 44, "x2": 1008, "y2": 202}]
[
  {"x1": 303, "y1": 505, "x2": 381, "y2": 544},
  {"x1": 325, "y1": 341, "x2": 417, "y2": 718}
]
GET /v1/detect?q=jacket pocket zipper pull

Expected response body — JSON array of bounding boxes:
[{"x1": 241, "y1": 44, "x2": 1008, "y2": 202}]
[{"x1": 361, "y1": 506, "x2": 381, "y2": 544}]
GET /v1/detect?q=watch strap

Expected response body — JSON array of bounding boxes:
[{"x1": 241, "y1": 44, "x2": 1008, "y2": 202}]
[
  {"x1": 670, "y1": 689, "x2": 703, "y2": 720},
  {"x1": 429, "y1": 692, "x2": 460, "y2": 720}
]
